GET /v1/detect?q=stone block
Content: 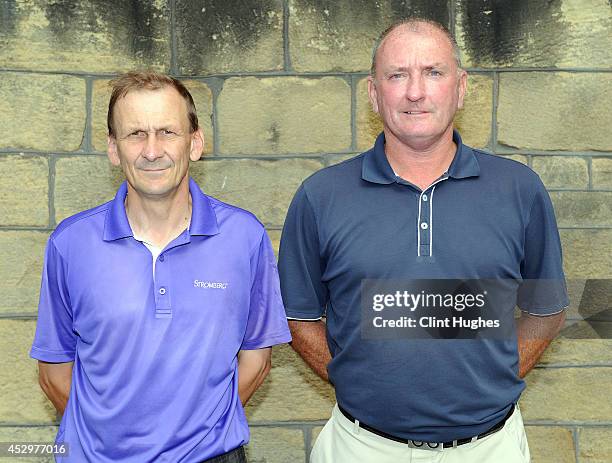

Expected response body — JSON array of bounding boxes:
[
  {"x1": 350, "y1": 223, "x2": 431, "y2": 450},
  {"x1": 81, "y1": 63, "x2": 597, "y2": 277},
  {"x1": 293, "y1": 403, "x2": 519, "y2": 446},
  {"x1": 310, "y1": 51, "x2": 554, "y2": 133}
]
[
  {"x1": 498, "y1": 73, "x2": 612, "y2": 151},
  {"x1": 561, "y1": 230, "x2": 612, "y2": 279},
  {"x1": 54, "y1": 156, "x2": 124, "y2": 223},
  {"x1": 498, "y1": 154, "x2": 529, "y2": 165},
  {"x1": 0, "y1": 231, "x2": 49, "y2": 315},
  {"x1": 288, "y1": 0, "x2": 449, "y2": 72},
  {"x1": 525, "y1": 426, "x2": 575, "y2": 463},
  {"x1": 246, "y1": 427, "x2": 305, "y2": 463},
  {"x1": 0, "y1": 156, "x2": 48, "y2": 227},
  {"x1": 0, "y1": 74, "x2": 85, "y2": 151},
  {"x1": 0, "y1": 426, "x2": 58, "y2": 463},
  {"x1": 532, "y1": 156, "x2": 589, "y2": 190},
  {"x1": 0, "y1": 0, "x2": 170, "y2": 72},
  {"x1": 550, "y1": 192, "x2": 612, "y2": 227},
  {"x1": 578, "y1": 427, "x2": 612, "y2": 463},
  {"x1": 521, "y1": 367, "x2": 611, "y2": 422},
  {"x1": 175, "y1": 0, "x2": 283, "y2": 74},
  {"x1": 245, "y1": 344, "x2": 335, "y2": 422},
  {"x1": 92, "y1": 79, "x2": 214, "y2": 154},
  {"x1": 454, "y1": 74, "x2": 493, "y2": 149},
  {"x1": 540, "y1": 330, "x2": 612, "y2": 365},
  {"x1": 266, "y1": 230, "x2": 281, "y2": 257},
  {"x1": 191, "y1": 158, "x2": 323, "y2": 227},
  {"x1": 0, "y1": 320, "x2": 57, "y2": 423},
  {"x1": 218, "y1": 77, "x2": 351, "y2": 154},
  {"x1": 456, "y1": 0, "x2": 612, "y2": 68},
  {"x1": 326, "y1": 153, "x2": 360, "y2": 166},
  {"x1": 592, "y1": 157, "x2": 612, "y2": 190},
  {"x1": 564, "y1": 279, "x2": 611, "y2": 321}
]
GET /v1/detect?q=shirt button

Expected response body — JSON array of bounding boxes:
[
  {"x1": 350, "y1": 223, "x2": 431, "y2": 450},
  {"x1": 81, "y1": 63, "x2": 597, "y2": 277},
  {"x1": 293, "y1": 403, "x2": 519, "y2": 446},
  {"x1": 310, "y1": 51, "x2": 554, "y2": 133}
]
[
  {"x1": 421, "y1": 223, "x2": 429, "y2": 230},
  {"x1": 422, "y1": 194, "x2": 428, "y2": 201},
  {"x1": 159, "y1": 287, "x2": 166, "y2": 295},
  {"x1": 159, "y1": 254, "x2": 164, "y2": 262}
]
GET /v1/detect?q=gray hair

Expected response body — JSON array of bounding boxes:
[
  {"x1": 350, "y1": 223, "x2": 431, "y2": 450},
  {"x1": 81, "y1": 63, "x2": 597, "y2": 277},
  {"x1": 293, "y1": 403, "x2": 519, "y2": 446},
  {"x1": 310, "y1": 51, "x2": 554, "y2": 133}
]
[{"x1": 370, "y1": 18, "x2": 462, "y2": 76}]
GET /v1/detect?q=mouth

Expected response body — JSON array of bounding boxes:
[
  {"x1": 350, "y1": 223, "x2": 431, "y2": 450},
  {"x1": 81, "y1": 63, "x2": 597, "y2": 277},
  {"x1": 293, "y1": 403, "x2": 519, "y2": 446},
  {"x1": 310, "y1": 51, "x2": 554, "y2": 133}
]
[
  {"x1": 139, "y1": 168, "x2": 169, "y2": 173},
  {"x1": 403, "y1": 111, "x2": 428, "y2": 115}
]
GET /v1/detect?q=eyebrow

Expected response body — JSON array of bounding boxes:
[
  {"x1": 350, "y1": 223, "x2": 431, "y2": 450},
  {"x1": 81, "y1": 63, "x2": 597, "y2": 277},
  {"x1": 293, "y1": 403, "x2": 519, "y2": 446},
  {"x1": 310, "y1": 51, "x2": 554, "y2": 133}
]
[{"x1": 385, "y1": 63, "x2": 449, "y2": 72}]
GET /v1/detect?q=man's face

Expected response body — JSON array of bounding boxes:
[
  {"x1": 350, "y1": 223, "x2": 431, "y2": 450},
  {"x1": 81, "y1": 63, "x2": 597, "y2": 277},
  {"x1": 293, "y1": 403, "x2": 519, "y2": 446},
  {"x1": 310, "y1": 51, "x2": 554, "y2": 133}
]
[
  {"x1": 368, "y1": 25, "x2": 467, "y2": 150},
  {"x1": 107, "y1": 87, "x2": 203, "y2": 198}
]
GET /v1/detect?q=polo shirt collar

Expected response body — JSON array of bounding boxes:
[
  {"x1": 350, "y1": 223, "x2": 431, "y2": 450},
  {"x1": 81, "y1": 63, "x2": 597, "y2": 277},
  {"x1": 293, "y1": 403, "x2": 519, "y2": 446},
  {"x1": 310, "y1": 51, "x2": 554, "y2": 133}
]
[
  {"x1": 362, "y1": 130, "x2": 480, "y2": 184},
  {"x1": 103, "y1": 177, "x2": 219, "y2": 241}
]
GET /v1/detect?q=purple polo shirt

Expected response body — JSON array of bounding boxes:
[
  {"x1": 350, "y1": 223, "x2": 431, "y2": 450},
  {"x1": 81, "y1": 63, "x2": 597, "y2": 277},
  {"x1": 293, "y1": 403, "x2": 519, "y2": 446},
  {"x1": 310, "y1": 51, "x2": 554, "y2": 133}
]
[{"x1": 31, "y1": 178, "x2": 291, "y2": 462}]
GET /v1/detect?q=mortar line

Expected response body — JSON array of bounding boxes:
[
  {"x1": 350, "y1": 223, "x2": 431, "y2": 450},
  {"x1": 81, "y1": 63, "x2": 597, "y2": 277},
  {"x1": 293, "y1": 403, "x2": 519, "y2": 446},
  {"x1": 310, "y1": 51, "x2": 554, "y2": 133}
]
[
  {"x1": 283, "y1": 0, "x2": 292, "y2": 71},
  {"x1": 206, "y1": 78, "x2": 223, "y2": 156},
  {"x1": 83, "y1": 77, "x2": 94, "y2": 153},
  {"x1": 0, "y1": 313, "x2": 38, "y2": 319},
  {"x1": 573, "y1": 426, "x2": 581, "y2": 463},
  {"x1": 48, "y1": 155, "x2": 57, "y2": 229},
  {"x1": 1, "y1": 67, "x2": 609, "y2": 78},
  {"x1": 448, "y1": 0, "x2": 456, "y2": 37},
  {"x1": 490, "y1": 71, "x2": 499, "y2": 153},
  {"x1": 0, "y1": 226, "x2": 54, "y2": 232},
  {"x1": 587, "y1": 156, "x2": 593, "y2": 190},
  {"x1": 303, "y1": 425, "x2": 311, "y2": 463},
  {"x1": 169, "y1": 0, "x2": 178, "y2": 74},
  {"x1": 558, "y1": 226, "x2": 612, "y2": 230},
  {"x1": 350, "y1": 74, "x2": 358, "y2": 153}
]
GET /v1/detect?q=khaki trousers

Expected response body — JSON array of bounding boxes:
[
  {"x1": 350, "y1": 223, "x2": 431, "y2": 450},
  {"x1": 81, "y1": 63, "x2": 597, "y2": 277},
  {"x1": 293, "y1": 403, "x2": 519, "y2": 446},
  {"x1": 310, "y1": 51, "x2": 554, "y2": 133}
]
[{"x1": 311, "y1": 404, "x2": 530, "y2": 463}]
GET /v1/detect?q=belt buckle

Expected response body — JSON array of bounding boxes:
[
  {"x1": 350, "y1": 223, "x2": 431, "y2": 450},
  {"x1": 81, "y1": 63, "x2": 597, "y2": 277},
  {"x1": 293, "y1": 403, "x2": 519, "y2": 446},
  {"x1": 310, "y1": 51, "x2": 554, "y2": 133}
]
[{"x1": 407, "y1": 440, "x2": 444, "y2": 452}]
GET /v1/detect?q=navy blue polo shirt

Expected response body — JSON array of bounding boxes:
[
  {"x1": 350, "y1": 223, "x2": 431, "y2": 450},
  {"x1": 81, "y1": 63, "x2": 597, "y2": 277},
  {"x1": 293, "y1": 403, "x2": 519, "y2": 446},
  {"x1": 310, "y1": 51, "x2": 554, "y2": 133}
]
[
  {"x1": 31, "y1": 178, "x2": 291, "y2": 462},
  {"x1": 279, "y1": 131, "x2": 568, "y2": 442}
]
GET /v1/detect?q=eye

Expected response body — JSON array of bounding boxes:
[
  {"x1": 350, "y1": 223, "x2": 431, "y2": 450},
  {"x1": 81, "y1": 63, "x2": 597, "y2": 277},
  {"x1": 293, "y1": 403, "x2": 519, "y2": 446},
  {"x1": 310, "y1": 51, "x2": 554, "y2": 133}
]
[
  {"x1": 161, "y1": 129, "x2": 176, "y2": 136},
  {"x1": 128, "y1": 130, "x2": 146, "y2": 138},
  {"x1": 428, "y1": 69, "x2": 442, "y2": 77},
  {"x1": 388, "y1": 73, "x2": 405, "y2": 80}
]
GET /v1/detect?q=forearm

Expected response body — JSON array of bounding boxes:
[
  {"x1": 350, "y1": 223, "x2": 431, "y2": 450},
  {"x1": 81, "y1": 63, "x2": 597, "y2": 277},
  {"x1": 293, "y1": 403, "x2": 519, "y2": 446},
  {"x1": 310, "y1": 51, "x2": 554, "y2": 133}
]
[
  {"x1": 288, "y1": 320, "x2": 331, "y2": 382},
  {"x1": 38, "y1": 361, "x2": 73, "y2": 415},
  {"x1": 517, "y1": 311, "x2": 565, "y2": 378},
  {"x1": 237, "y1": 348, "x2": 271, "y2": 406}
]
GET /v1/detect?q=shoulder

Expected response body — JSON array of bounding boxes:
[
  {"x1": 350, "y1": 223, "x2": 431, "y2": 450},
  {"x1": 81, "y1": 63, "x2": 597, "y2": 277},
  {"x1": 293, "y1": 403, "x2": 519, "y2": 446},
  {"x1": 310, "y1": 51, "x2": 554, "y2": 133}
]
[
  {"x1": 472, "y1": 149, "x2": 545, "y2": 190},
  {"x1": 50, "y1": 202, "x2": 110, "y2": 245},
  {"x1": 304, "y1": 153, "x2": 365, "y2": 188}
]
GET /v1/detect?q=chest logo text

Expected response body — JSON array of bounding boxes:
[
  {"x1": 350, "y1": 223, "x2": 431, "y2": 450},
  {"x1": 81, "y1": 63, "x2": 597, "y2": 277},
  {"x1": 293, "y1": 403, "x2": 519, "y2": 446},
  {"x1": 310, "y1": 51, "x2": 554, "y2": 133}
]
[{"x1": 194, "y1": 280, "x2": 228, "y2": 289}]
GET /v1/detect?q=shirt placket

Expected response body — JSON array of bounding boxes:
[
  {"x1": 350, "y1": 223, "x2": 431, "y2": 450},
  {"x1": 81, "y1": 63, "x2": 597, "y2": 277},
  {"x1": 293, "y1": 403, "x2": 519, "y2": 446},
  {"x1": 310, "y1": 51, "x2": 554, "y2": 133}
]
[
  {"x1": 417, "y1": 176, "x2": 448, "y2": 258},
  {"x1": 153, "y1": 231, "x2": 190, "y2": 319}
]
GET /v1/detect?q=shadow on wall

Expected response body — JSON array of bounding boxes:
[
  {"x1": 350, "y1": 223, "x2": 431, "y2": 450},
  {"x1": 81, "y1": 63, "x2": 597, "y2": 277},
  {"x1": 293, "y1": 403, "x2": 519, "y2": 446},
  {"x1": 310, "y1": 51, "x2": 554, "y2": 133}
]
[
  {"x1": 459, "y1": 0, "x2": 566, "y2": 66},
  {"x1": 0, "y1": 0, "x2": 163, "y2": 60}
]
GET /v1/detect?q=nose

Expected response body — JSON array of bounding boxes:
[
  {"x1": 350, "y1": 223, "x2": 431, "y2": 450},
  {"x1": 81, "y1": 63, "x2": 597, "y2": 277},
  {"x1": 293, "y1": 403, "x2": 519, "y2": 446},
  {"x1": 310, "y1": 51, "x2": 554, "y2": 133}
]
[
  {"x1": 142, "y1": 132, "x2": 163, "y2": 161},
  {"x1": 405, "y1": 74, "x2": 425, "y2": 102}
]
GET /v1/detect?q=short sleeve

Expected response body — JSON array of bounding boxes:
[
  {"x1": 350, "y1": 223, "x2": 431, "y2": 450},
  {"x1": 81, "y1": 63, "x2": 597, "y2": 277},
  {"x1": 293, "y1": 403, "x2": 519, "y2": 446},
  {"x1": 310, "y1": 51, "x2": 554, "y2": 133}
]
[
  {"x1": 240, "y1": 230, "x2": 292, "y2": 350},
  {"x1": 517, "y1": 181, "x2": 569, "y2": 315},
  {"x1": 278, "y1": 185, "x2": 328, "y2": 320},
  {"x1": 30, "y1": 238, "x2": 76, "y2": 362}
]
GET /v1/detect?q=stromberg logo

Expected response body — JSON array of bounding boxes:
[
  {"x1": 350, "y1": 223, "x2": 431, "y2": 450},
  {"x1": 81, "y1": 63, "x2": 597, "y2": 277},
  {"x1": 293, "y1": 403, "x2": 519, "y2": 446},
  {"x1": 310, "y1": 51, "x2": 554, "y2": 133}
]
[{"x1": 194, "y1": 280, "x2": 228, "y2": 289}]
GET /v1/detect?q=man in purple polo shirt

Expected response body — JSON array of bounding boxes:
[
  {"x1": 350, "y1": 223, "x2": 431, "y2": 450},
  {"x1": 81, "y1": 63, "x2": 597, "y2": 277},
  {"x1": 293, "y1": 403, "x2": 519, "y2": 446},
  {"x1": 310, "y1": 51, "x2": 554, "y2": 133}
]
[{"x1": 30, "y1": 71, "x2": 291, "y2": 462}]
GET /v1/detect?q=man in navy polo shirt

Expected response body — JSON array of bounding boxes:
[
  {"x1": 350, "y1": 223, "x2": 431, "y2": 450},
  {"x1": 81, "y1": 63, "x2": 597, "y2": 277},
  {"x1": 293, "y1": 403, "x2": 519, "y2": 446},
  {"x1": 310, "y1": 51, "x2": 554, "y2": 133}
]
[
  {"x1": 31, "y1": 71, "x2": 291, "y2": 462},
  {"x1": 279, "y1": 18, "x2": 568, "y2": 462}
]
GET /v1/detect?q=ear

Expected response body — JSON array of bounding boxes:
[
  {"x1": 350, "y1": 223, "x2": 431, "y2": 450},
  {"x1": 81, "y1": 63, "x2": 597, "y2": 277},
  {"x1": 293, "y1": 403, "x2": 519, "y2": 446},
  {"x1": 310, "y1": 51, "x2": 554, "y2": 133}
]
[
  {"x1": 189, "y1": 128, "x2": 204, "y2": 162},
  {"x1": 457, "y1": 70, "x2": 468, "y2": 110},
  {"x1": 367, "y1": 76, "x2": 380, "y2": 114},
  {"x1": 107, "y1": 135, "x2": 121, "y2": 167}
]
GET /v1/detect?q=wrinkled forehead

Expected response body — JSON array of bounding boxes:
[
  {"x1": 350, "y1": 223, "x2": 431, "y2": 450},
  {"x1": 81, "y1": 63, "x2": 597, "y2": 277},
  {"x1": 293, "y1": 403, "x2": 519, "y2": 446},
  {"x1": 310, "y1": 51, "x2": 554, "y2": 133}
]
[
  {"x1": 113, "y1": 87, "x2": 189, "y2": 127},
  {"x1": 377, "y1": 24, "x2": 455, "y2": 66}
]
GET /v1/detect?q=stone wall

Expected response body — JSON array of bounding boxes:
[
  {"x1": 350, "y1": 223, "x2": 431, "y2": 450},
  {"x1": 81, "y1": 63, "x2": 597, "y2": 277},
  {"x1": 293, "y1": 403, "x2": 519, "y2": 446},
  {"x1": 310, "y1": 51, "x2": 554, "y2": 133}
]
[{"x1": 0, "y1": 1, "x2": 610, "y2": 462}]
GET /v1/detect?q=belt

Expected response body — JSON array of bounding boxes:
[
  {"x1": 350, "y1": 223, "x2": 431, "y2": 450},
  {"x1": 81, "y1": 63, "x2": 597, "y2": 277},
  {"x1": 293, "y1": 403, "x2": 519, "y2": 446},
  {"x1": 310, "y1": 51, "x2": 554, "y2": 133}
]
[
  {"x1": 337, "y1": 404, "x2": 515, "y2": 451},
  {"x1": 200, "y1": 446, "x2": 246, "y2": 463}
]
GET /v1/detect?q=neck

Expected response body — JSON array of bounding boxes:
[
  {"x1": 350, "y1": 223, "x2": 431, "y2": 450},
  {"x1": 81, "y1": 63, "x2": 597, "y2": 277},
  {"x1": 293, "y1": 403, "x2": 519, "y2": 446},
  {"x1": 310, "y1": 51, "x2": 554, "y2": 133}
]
[
  {"x1": 125, "y1": 178, "x2": 192, "y2": 248},
  {"x1": 384, "y1": 127, "x2": 456, "y2": 190}
]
